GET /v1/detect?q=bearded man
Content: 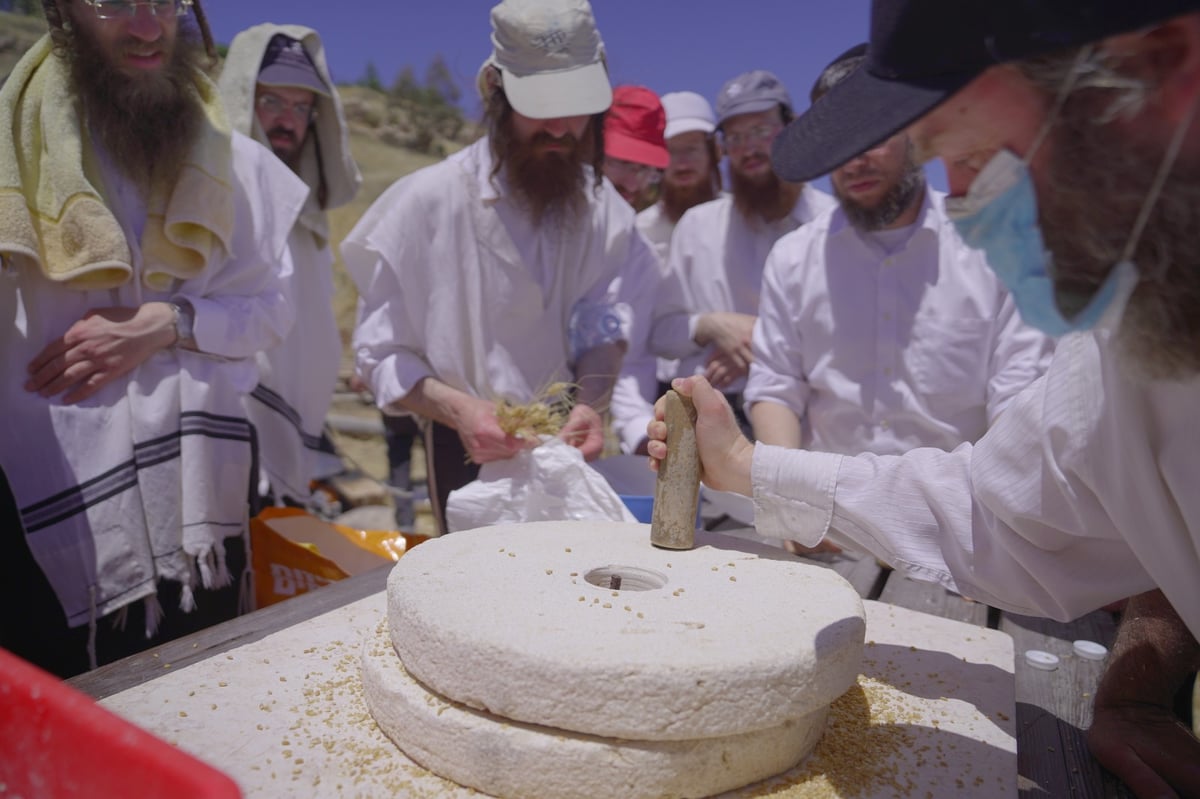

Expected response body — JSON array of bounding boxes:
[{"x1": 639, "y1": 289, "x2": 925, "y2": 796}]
[
  {"x1": 609, "y1": 90, "x2": 727, "y2": 455},
  {"x1": 746, "y1": 43, "x2": 1051, "y2": 466},
  {"x1": 0, "y1": 0, "x2": 305, "y2": 677},
  {"x1": 635, "y1": 91, "x2": 723, "y2": 262},
  {"x1": 219, "y1": 26, "x2": 362, "y2": 509},
  {"x1": 655, "y1": 70, "x2": 835, "y2": 429},
  {"x1": 647, "y1": 3, "x2": 1200, "y2": 794},
  {"x1": 344, "y1": 0, "x2": 665, "y2": 535}
]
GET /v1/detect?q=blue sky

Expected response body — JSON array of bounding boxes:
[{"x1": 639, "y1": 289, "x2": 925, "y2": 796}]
[
  {"x1": 209, "y1": 2, "x2": 871, "y2": 114},
  {"x1": 206, "y1": 0, "x2": 947, "y2": 190}
]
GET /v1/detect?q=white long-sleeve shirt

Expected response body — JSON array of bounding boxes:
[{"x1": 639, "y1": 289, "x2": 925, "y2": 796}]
[
  {"x1": 343, "y1": 139, "x2": 662, "y2": 411},
  {"x1": 652, "y1": 187, "x2": 837, "y2": 392},
  {"x1": 610, "y1": 187, "x2": 836, "y2": 452},
  {"x1": 635, "y1": 201, "x2": 675, "y2": 263},
  {"x1": 745, "y1": 190, "x2": 1052, "y2": 455},
  {"x1": 751, "y1": 329, "x2": 1200, "y2": 638}
]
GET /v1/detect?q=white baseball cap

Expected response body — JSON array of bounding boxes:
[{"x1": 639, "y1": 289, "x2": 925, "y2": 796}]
[
  {"x1": 478, "y1": 0, "x2": 612, "y2": 119},
  {"x1": 661, "y1": 91, "x2": 716, "y2": 140}
]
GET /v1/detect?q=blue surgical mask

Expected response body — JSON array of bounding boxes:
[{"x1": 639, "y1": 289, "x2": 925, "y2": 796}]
[
  {"x1": 944, "y1": 151, "x2": 1139, "y2": 336},
  {"x1": 943, "y1": 45, "x2": 1197, "y2": 338}
]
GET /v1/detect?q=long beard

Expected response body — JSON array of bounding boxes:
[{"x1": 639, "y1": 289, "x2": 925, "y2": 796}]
[
  {"x1": 731, "y1": 166, "x2": 801, "y2": 223},
  {"x1": 661, "y1": 174, "x2": 718, "y2": 223},
  {"x1": 504, "y1": 132, "x2": 588, "y2": 225},
  {"x1": 65, "y1": 20, "x2": 205, "y2": 188},
  {"x1": 1039, "y1": 98, "x2": 1200, "y2": 379}
]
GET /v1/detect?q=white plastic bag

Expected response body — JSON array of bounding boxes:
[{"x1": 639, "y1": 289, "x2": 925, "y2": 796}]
[{"x1": 446, "y1": 438, "x2": 637, "y2": 533}]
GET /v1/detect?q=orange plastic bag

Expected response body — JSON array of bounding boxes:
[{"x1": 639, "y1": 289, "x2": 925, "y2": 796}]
[{"x1": 250, "y1": 507, "x2": 426, "y2": 608}]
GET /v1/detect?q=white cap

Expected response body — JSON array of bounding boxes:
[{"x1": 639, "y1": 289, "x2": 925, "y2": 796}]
[
  {"x1": 1024, "y1": 650, "x2": 1060, "y2": 671},
  {"x1": 661, "y1": 91, "x2": 716, "y2": 140},
  {"x1": 1072, "y1": 640, "x2": 1108, "y2": 661},
  {"x1": 478, "y1": 0, "x2": 612, "y2": 119}
]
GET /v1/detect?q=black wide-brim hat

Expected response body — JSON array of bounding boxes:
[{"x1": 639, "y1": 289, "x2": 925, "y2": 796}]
[{"x1": 773, "y1": 0, "x2": 1200, "y2": 182}]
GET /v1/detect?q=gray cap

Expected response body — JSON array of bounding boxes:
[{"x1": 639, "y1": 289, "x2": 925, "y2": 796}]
[
  {"x1": 258, "y1": 34, "x2": 329, "y2": 97},
  {"x1": 715, "y1": 70, "x2": 791, "y2": 127}
]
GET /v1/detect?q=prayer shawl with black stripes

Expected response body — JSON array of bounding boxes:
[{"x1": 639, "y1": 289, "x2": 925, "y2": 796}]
[
  {"x1": 0, "y1": 128, "x2": 306, "y2": 638},
  {"x1": 219, "y1": 24, "x2": 361, "y2": 504}
]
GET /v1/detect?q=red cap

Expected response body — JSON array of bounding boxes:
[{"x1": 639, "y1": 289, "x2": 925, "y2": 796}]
[{"x1": 604, "y1": 85, "x2": 669, "y2": 169}]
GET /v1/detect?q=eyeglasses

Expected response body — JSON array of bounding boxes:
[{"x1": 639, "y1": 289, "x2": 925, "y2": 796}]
[
  {"x1": 256, "y1": 93, "x2": 317, "y2": 122},
  {"x1": 82, "y1": 0, "x2": 193, "y2": 20},
  {"x1": 604, "y1": 157, "x2": 662, "y2": 187},
  {"x1": 721, "y1": 123, "x2": 782, "y2": 151}
]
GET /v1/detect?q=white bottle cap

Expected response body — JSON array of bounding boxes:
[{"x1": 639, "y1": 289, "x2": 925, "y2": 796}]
[
  {"x1": 1072, "y1": 640, "x2": 1108, "y2": 661},
  {"x1": 1024, "y1": 649, "x2": 1060, "y2": 671}
]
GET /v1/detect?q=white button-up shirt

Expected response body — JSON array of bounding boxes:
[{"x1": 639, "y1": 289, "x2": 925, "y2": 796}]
[
  {"x1": 745, "y1": 190, "x2": 1052, "y2": 455},
  {"x1": 652, "y1": 186, "x2": 838, "y2": 393},
  {"x1": 635, "y1": 201, "x2": 675, "y2": 263},
  {"x1": 344, "y1": 139, "x2": 660, "y2": 411},
  {"x1": 609, "y1": 188, "x2": 835, "y2": 452}
]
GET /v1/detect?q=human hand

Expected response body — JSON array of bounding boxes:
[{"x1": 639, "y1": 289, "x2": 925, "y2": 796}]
[
  {"x1": 25, "y1": 302, "x2": 177, "y2": 404},
  {"x1": 1087, "y1": 696, "x2": 1200, "y2": 798},
  {"x1": 455, "y1": 398, "x2": 533, "y2": 464},
  {"x1": 694, "y1": 312, "x2": 755, "y2": 375},
  {"x1": 646, "y1": 376, "x2": 753, "y2": 496},
  {"x1": 558, "y1": 403, "x2": 604, "y2": 461},
  {"x1": 704, "y1": 349, "x2": 750, "y2": 389}
]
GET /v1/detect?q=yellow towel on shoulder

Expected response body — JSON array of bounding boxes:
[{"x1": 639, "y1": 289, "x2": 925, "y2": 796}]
[{"x1": 0, "y1": 35, "x2": 235, "y2": 291}]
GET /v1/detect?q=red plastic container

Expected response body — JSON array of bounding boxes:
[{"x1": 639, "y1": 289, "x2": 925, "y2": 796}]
[{"x1": 0, "y1": 647, "x2": 241, "y2": 799}]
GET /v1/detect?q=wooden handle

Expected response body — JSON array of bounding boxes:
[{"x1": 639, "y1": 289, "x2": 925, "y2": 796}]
[{"x1": 650, "y1": 390, "x2": 700, "y2": 550}]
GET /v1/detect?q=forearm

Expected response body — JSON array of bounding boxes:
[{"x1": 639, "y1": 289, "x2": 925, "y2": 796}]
[
  {"x1": 693, "y1": 311, "x2": 755, "y2": 348},
  {"x1": 1096, "y1": 590, "x2": 1200, "y2": 710},
  {"x1": 390, "y1": 376, "x2": 474, "y2": 431},
  {"x1": 750, "y1": 400, "x2": 803, "y2": 448}
]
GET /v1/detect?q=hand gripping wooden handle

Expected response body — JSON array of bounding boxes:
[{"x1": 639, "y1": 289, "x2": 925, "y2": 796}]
[{"x1": 650, "y1": 390, "x2": 700, "y2": 550}]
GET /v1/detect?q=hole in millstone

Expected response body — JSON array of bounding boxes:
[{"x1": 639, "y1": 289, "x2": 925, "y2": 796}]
[{"x1": 583, "y1": 566, "x2": 669, "y2": 592}]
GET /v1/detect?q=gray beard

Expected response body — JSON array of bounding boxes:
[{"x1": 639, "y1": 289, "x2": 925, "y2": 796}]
[{"x1": 1038, "y1": 96, "x2": 1200, "y2": 380}]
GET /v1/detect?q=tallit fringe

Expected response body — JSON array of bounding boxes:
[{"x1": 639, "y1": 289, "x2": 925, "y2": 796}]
[
  {"x1": 195, "y1": 543, "x2": 233, "y2": 591},
  {"x1": 179, "y1": 583, "x2": 197, "y2": 614},
  {"x1": 143, "y1": 593, "x2": 164, "y2": 638},
  {"x1": 238, "y1": 559, "x2": 254, "y2": 616},
  {"x1": 87, "y1": 584, "x2": 99, "y2": 672}
]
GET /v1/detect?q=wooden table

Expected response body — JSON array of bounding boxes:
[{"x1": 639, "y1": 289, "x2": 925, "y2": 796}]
[{"x1": 69, "y1": 527, "x2": 1132, "y2": 799}]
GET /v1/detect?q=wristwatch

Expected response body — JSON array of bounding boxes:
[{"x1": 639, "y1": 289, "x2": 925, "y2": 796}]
[{"x1": 169, "y1": 299, "x2": 196, "y2": 349}]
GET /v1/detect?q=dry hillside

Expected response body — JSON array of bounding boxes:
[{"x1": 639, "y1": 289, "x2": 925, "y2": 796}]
[
  {"x1": 329, "y1": 84, "x2": 480, "y2": 352},
  {"x1": 0, "y1": 11, "x2": 45, "y2": 83}
]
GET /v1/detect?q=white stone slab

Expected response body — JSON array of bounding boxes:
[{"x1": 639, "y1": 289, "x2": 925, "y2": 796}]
[
  {"x1": 387, "y1": 521, "x2": 867, "y2": 740},
  {"x1": 362, "y1": 621, "x2": 828, "y2": 799},
  {"x1": 100, "y1": 593, "x2": 1016, "y2": 798}
]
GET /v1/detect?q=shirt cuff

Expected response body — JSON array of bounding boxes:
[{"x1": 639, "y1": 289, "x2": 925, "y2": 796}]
[
  {"x1": 751, "y1": 444, "x2": 843, "y2": 547},
  {"x1": 370, "y1": 351, "x2": 434, "y2": 411}
]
